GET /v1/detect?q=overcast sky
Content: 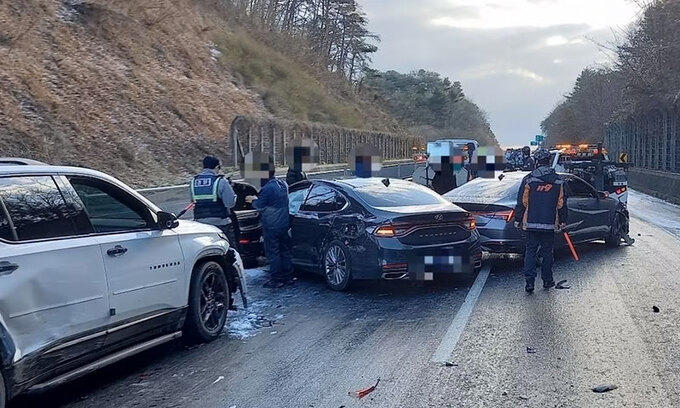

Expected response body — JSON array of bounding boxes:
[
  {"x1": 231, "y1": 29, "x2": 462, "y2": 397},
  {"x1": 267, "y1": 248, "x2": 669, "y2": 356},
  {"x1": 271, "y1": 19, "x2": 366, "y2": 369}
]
[{"x1": 361, "y1": 0, "x2": 642, "y2": 147}]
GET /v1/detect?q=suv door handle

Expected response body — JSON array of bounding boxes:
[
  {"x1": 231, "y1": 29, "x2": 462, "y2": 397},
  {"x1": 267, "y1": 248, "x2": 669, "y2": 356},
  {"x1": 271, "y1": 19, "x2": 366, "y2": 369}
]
[
  {"x1": 0, "y1": 261, "x2": 18, "y2": 276},
  {"x1": 107, "y1": 245, "x2": 128, "y2": 257}
]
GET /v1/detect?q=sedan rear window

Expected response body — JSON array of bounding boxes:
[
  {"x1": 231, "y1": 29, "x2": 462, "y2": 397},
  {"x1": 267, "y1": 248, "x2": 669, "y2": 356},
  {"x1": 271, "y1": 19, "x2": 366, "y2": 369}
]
[{"x1": 353, "y1": 180, "x2": 449, "y2": 208}]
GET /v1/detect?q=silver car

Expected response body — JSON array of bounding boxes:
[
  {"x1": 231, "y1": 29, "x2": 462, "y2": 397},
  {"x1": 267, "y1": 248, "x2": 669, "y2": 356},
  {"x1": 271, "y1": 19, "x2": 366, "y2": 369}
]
[{"x1": 443, "y1": 171, "x2": 631, "y2": 254}]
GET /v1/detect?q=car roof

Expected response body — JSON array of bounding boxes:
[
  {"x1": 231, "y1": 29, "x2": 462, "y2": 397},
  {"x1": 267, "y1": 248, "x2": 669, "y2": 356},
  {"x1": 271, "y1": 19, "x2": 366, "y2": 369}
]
[
  {"x1": 333, "y1": 177, "x2": 409, "y2": 189},
  {"x1": 0, "y1": 157, "x2": 47, "y2": 166},
  {"x1": 0, "y1": 164, "x2": 105, "y2": 177}
]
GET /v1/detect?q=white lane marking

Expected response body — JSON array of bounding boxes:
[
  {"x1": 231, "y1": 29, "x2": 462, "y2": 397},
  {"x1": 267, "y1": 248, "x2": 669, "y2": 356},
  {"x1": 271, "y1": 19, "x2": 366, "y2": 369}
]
[{"x1": 431, "y1": 265, "x2": 491, "y2": 363}]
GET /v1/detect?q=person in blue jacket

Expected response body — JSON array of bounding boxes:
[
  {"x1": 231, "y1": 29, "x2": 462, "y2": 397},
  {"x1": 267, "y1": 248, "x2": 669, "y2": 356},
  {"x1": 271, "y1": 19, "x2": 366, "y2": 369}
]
[{"x1": 246, "y1": 169, "x2": 293, "y2": 288}]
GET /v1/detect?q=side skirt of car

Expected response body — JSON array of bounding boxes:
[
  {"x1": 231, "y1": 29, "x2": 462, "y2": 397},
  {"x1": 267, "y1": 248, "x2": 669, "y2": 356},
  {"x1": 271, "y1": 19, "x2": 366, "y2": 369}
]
[
  {"x1": 5, "y1": 307, "x2": 187, "y2": 399},
  {"x1": 27, "y1": 331, "x2": 182, "y2": 394}
]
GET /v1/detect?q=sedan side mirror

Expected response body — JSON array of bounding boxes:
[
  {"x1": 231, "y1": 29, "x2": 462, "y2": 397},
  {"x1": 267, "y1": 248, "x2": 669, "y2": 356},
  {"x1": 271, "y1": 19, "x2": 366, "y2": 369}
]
[
  {"x1": 157, "y1": 211, "x2": 179, "y2": 229},
  {"x1": 596, "y1": 191, "x2": 609, "y2": 199}
]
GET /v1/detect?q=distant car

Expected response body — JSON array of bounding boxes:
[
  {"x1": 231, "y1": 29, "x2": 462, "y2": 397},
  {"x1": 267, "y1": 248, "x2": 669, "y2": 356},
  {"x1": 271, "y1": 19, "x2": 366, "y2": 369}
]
[
  {"x1": 443, "y1": 171, "x2": 631, "y2": 254},
  {"x1": 288, "y1": 178, "x2": 482, "y2": 291},
  {"x1": 0, "y1": 163, "x2": 247, "y2": 407}
]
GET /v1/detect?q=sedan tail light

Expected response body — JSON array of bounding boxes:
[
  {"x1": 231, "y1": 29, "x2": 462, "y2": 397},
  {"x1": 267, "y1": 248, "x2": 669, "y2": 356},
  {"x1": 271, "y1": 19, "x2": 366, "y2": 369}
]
[
  {"x1": 373, "y1": 225, "x2": 396, "y2": 238},
  {"x1": 474, "y1": 209, "x2": 514, "y2": 223},
  {"x1": 465, "y1": 218, "x2": 477, "y2": 230}
]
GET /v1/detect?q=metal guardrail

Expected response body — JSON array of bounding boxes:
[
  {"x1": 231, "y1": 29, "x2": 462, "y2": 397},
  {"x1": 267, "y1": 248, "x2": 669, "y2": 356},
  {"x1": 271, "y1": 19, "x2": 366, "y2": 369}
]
[{"x1": 137, "y1": 161, "x2": 416, "y2": 199}]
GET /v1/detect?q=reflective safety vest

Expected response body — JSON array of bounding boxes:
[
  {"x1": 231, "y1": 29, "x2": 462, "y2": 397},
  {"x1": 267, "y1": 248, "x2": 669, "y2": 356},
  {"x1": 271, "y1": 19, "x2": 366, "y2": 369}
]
[{"x1": 191, "y1": 173, "x2": 228, "y2": 219}]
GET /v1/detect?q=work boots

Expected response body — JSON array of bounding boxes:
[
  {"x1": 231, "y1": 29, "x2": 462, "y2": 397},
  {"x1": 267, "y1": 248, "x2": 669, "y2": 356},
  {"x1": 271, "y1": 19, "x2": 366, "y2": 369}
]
[{"x1": 525, "y1": 279, "x2": 535, "y2": 293}]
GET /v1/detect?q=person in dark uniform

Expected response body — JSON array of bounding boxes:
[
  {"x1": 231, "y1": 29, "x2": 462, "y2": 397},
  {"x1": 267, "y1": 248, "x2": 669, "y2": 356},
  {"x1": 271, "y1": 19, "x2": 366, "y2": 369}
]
[
  {"x1": 191, "y1": 156, "x2": 239, "y2": 246},
  {"x1": 286, "y1": 167, "x2": 308, "y2": 186},
  {"x1": 246, "y1": 168, "x2": 293, "y2": 289},
  {"x1": 514, "y1": 148, "x2": 568, "y2": 293},
  {"x1": 520, "y1": 146, "x2": 536, "y2": 171},
  {"x1": 431, "y1": 162, "x2": 456, "y2": 195}
]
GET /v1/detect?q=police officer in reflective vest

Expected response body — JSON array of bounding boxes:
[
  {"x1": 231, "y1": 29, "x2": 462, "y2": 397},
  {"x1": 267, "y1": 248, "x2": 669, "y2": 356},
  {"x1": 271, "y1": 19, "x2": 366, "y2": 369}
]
[
  {"x1": 191, "y1": 156, "x2": 238, "y2": 246},
  {"x1": 514, "y1": 148, "x2": 568, "y2": 293}
]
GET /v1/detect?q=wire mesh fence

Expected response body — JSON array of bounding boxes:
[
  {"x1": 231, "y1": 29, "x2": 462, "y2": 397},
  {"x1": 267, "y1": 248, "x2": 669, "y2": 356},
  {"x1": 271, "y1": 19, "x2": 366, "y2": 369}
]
[
  {"x1": 228, "y1": 116, "x2": 422, "y2": 167},
  {"x1": 605, "y1": 108, "x2": 680, "y2": 173}
]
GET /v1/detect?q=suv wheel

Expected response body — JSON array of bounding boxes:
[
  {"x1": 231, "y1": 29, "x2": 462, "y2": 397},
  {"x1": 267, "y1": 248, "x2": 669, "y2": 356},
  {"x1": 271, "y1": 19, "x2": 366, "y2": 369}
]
[
  {"x1": 184, "y1": 261, "x2": 230, "y2": 343},
  {"x1": 323, "y1": 241, "x2": 352, "y2": 291}
]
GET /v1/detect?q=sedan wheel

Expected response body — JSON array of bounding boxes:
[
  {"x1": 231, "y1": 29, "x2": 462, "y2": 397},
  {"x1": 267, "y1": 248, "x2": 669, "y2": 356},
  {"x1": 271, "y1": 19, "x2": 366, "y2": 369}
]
[
  {"x1": 605, "y1": 213, "x2": 626, "y2": 248},
  {"x1": 323, "y1": 242, "x2": 351, "y2": 291}
]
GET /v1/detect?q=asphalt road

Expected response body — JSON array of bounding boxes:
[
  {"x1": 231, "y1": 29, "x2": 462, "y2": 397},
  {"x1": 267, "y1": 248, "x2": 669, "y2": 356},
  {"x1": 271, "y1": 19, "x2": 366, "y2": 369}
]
[{"x1": 12, "y1": 189, "x2": 680, "y2": 408}]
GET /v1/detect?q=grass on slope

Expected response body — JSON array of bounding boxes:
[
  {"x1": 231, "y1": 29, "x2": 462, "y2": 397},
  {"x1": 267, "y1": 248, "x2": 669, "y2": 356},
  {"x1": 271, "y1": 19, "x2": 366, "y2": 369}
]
[{"x1": 215, "y1": 30, "x2": 366, "y2": 129}]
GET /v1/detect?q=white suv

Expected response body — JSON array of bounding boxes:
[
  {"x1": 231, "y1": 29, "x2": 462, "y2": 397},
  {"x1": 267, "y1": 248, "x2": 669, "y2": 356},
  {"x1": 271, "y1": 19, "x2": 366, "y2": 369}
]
[{"x1": 0, "y1": 162, "x2": 247, "y2": 407}]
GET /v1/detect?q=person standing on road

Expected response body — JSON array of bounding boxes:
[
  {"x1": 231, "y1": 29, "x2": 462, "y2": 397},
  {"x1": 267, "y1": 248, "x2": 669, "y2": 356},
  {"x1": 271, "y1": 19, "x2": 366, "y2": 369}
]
[
  {"x1": 286, "y1": 167, "x2": 308, "y2": 186},
  {"x1": 514, "y1": 148, "x2": 568, "y2": 293},
  {"x1": 246, "y1": 169, "x2": 294, "y2": 289},
  {"x1": 520, "y1": 146, "x2": 536, "y2": 171},
  {"x1": 191, "y1": 156, "x2": 239, "y2": 246}
]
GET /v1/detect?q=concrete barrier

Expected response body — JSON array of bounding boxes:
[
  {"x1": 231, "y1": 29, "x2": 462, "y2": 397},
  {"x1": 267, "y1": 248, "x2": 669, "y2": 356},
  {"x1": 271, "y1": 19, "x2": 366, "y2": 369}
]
[{"x1": 628, "y1": 168, "x2": 680, "y2": 205}]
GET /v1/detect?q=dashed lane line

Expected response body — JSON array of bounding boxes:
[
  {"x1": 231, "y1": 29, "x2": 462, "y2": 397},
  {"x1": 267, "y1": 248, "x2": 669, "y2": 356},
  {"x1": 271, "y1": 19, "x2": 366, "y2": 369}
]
[{"x1": 430, "y1": 265, "x2": 491, "y2": 363}]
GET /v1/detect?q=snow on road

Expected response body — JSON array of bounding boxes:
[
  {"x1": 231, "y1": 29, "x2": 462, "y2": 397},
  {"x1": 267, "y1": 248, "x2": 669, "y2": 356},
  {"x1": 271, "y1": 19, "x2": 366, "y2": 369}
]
[{"x1": 629, "y1": 190, "x2": 680, "y2": 239}]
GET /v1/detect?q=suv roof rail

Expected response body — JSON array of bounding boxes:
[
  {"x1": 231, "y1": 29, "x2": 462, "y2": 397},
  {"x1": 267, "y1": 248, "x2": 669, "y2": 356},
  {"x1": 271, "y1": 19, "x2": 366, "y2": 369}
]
[{"x1": 0, "y1": 157, "x2": 48, "y2": 166}]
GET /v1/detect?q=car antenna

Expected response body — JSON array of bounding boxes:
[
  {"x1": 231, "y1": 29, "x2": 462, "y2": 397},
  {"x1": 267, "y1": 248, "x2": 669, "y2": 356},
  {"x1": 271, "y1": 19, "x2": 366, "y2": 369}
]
[{"x1": 381, "y1": 178, "x2": 390, "y2": 187}]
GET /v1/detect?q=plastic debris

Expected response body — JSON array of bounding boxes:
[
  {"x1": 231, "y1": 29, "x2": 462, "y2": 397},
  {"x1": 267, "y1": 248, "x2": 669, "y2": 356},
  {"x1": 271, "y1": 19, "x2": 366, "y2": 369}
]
[
  {"x1": 213, "y1": 376, "x2": 225, "y2": 384},
  {"x1": 592, "y1": 384, "x2": 618, "y2": 393},
  {"x1": 443, "y1": 361, "x2": 458, "y2": 367},
  {"x1": 555, "y1": 280, "x2": 570, "y2": 290},
  {"x1": 349, "y1": 378, "x2": 380, "y2": 399},
  {"x1": 653, "y1": 306, "x2": 660, "y2": 313},
  {"x1": 526, "y1": 347, "x2": 537, "y2": 354}
]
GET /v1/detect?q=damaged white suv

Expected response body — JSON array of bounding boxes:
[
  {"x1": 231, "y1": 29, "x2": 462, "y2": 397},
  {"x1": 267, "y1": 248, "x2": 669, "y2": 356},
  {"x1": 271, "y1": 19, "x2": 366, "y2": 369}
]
[{"x1": 0, "y1": 161, "x2": 247, "y2": 407}]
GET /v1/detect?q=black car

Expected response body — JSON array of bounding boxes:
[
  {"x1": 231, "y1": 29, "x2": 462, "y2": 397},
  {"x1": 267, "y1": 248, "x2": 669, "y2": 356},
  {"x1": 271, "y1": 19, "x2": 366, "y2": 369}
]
[
  {"x1": 288, "y1": 178, "x2": 483, "y2": 290},
  {"x1": 231, "y1": 181, "x2": 264, "y2": 267},
  {"x1": 443, "y1": 172, "x2": 630, "y2": 254}
]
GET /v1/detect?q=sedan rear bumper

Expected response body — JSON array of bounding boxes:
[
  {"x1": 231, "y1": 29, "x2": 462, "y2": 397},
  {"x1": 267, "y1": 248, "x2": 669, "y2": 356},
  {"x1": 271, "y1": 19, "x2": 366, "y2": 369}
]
[{"x1": 351, "y1": 236, "x2": 483, "y2": 281}]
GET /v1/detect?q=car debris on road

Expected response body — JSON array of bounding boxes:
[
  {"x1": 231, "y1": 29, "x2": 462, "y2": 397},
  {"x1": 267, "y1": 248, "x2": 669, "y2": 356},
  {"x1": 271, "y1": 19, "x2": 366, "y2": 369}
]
[
  {"x1": 592, "y1": 384, "x2": 618, "y2": 393},
  {"x1": 349, "y1": 378, "x2": 380, "y2": 399}
]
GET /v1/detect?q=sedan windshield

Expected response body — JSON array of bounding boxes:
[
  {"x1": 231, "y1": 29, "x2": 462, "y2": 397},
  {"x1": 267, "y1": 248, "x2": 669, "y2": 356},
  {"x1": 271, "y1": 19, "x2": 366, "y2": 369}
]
[{"x1": 351, "y1": 179, "x2": 450, "y2": 207}]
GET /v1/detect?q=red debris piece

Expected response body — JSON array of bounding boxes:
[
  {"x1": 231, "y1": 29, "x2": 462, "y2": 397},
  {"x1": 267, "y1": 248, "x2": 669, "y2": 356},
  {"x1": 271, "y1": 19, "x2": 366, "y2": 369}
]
[{"x1": 349, "y1": 378, "x2": 380, "y2": 399}]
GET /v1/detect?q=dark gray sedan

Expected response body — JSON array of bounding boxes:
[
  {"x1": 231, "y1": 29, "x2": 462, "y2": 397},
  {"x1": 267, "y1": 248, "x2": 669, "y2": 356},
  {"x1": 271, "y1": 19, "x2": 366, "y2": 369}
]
[{"x1": 443, "y1": 171, "x2": 631, "y2": 254}]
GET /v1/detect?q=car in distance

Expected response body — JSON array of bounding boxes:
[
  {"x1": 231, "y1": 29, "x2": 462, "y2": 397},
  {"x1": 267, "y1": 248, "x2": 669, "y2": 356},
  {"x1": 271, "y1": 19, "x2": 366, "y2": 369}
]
[
  {"x1": 443, "y1": 171, "x2": 631, "y2": 254},
  {"x1": 0, "y1": 163, "x2": 247, "y2": 407},
  {"x1": 288, "y1": 178, "x2": 482, "y2": 290}
]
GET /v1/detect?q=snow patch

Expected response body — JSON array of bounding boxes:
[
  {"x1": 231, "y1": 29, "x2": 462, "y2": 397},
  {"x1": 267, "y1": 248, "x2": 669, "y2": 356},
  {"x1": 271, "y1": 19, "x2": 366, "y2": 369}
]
[
  {"x1": 58, "y1": 0, "x2": 84, "y2": 23},
  {"x1": 226, "y1": 300, "x2": 282, "y2": 339},
  {"x1": 208, "y1": 44, "x2": 222, "y2": 61},
  {"x1": 629, "y1": 190, "x2": 680, "y2": 238}
]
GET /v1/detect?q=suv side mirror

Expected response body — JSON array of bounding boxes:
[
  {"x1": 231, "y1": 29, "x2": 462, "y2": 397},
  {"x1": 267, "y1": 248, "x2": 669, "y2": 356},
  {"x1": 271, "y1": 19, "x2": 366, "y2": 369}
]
[
  {"x1": 157, "y1": 211, "x2": 179, "y2": 229},
  {"x1": 596, "y1": 191, "x2": 609, "y2": 199}
]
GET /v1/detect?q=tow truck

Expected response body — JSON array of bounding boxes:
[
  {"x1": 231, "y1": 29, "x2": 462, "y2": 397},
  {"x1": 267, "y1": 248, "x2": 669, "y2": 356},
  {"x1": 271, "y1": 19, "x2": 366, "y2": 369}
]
[{"x1": 550, "y1": 143, "x2": 629, "y2": 204}]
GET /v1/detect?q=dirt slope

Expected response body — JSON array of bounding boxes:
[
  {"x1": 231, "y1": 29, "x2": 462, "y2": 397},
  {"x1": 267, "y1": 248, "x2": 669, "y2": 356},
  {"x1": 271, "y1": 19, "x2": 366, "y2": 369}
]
[{"x1": 0, "y1": 0, "x2": 399, "y2": 187}]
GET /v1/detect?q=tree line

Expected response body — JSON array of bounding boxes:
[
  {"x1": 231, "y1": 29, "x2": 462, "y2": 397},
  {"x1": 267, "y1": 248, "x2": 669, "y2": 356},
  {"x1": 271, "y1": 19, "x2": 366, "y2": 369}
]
[
  {"x1": 363, "y1": 69, "x2": 499, "y2": 146},
  {"x1": 221, "y1": 0, "x2": 378, "y2": 81},
  {"x1": 541, "y1": 0, "x2": 680, "y2": 145}
]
